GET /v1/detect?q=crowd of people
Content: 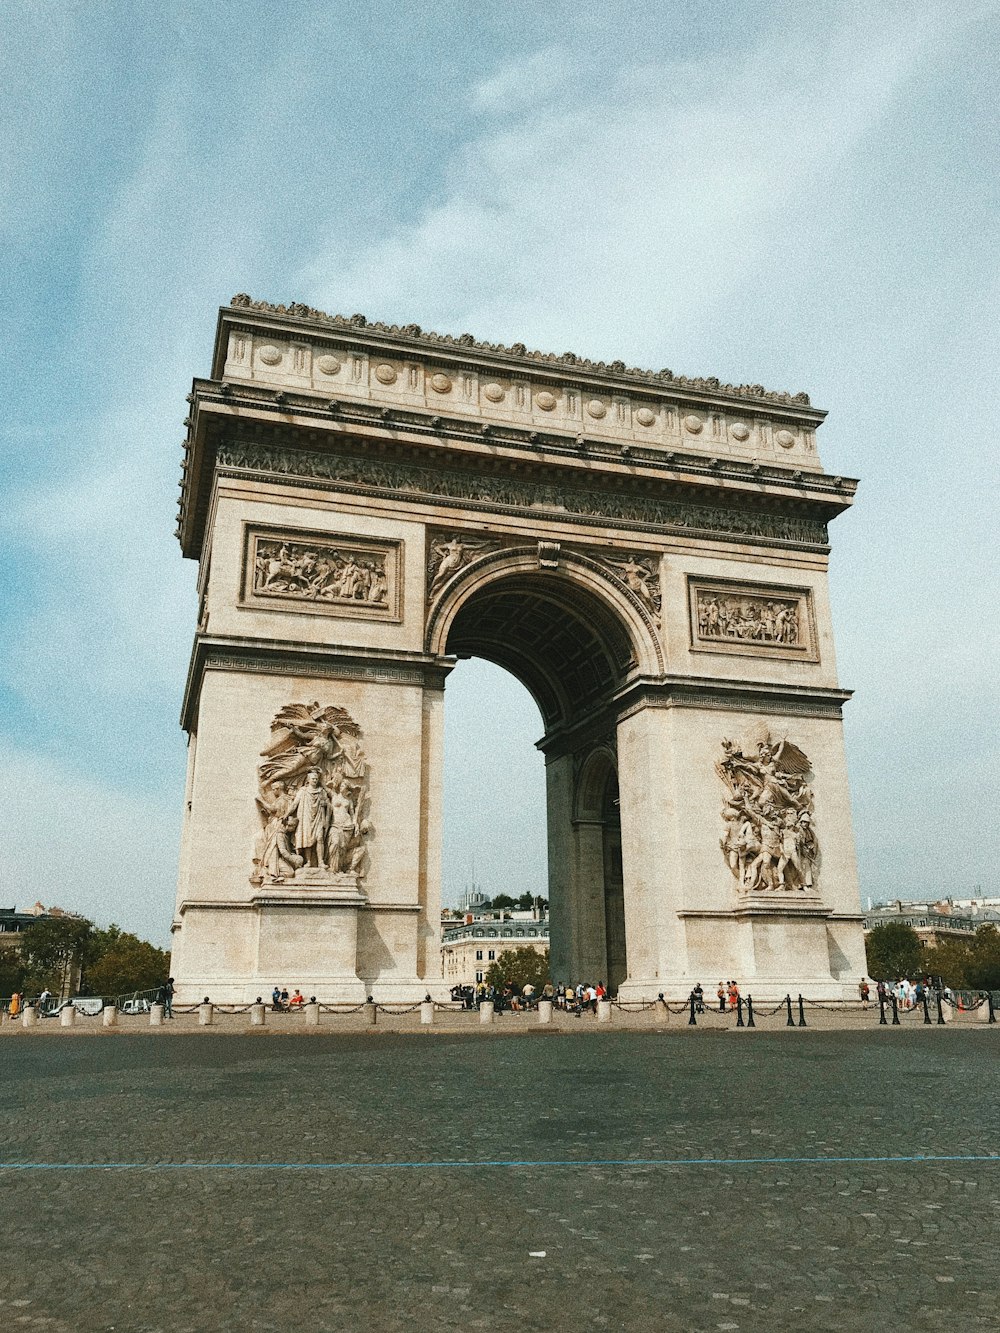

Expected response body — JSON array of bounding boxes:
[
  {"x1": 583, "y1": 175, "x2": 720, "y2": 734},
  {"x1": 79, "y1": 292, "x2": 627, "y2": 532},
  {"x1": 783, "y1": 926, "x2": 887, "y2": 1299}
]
[
  {"x1": 450, "y1": 981, "x2": 610, "y2": 1014},
  {"x1": 271, "y1": 986, "x2": 307, "y2": 1011}
]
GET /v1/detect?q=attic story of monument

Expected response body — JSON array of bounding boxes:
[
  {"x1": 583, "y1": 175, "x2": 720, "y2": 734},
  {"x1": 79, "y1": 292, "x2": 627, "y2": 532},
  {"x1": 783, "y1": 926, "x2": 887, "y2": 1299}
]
[{"x1": 168, "y1": 296, "x2": 865, "y2": 1002}]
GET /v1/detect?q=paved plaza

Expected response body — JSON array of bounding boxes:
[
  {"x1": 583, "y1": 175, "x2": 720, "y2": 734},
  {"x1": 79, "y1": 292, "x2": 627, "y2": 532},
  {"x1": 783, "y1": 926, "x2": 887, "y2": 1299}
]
[{"x1": 1, "y1": 1028, "x2": 997, "y2": 1332}]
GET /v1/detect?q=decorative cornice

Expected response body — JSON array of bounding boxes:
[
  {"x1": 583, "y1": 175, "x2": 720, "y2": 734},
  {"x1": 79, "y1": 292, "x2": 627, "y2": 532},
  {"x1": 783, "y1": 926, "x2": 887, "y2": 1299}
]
[
  {"x1": 181, "y1": 636, "x2": 452, "y2": 732},
  {"x1": 213, "y1": 439, "x2": 831, "y2": 551},
  {"x1": 613, "y1": 675, "x2": 853, "y2": 723},
  {"x1": 228, "y1": 294, "x2": 815, "y2": 410}
]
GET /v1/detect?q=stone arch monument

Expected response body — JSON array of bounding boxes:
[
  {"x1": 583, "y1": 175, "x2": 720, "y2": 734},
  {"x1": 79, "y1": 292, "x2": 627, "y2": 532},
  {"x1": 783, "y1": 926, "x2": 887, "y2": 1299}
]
[{"x1": 169, "y1": 295, "x2": 866, "y2": 1002}]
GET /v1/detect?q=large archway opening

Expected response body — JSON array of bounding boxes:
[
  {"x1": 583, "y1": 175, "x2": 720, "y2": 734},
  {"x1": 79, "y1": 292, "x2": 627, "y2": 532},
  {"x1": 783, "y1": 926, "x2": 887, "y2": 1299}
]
[{"x1": 439, "y1": 566, "x2": 642, "y2": 994}]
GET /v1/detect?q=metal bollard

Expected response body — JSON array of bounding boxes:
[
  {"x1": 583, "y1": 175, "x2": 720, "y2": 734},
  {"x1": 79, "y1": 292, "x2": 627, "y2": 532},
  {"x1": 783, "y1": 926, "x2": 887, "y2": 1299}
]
[
  {"x1": 150, "y1": 1003, "x2": 164, "y2": 1027},
  {"x1": 797, "y1": 995, "x2": 807, "y2": 1028},
  {"x1": 922, "y1": 993, "x2": 931, "y2": 1024},
  {"x1": 879, "y1": 993, "x2": 887, "y2": 1025},
  {"x1": 890, "y1": 994, "x2": 900, "y2": 1026},
  {"x1": 420, "y1": 997, "x2": 434, "y2": 1026},
  {"x1": 480, "y1": 1000, "x2": 495, "y2": 1026},
  {"x1": 305, "y1": 1001, "x2": 320, "y2": 1027},
  {"x1": 736, "y1": 996, "x2": 745, "y2": 1028},
  {"x1": 746, "y1": 995, "x2": 755, "y2": 1028},
  {"x1": 688, "y1": 994, "x2": 697, "y2": 1026},
  {"x1": 785, "y1": 994, "x2": 795, "y2": 1027},
  {"x1": 103, "y1": 1005, "x2": 118, "y2": 1028},
  {"x1": 537, "y1": 999, "x2": 553, "y2": 1025},
  {"x1": 22, "y1": 1005, "x2": 37, "y2": 1030},
  {"x1": 60, "y1": 1005, "x2": 76, "y2": 1028},
  {"x1": 936, "y1": 992, "x2": 946, "y2": 1025},
  {"x1": 364, "y1": 998, "x2": 377, "y2": 1027},
  {"x1": 198, "y1": 1000, "x2": 214, "y2": 1026},
  {"x1": 597, "y1": 999, "x2": 611, "y2": 1023},
  {"x1": 250, "y1": 1001, "x2": 266, "y2": 1026}
]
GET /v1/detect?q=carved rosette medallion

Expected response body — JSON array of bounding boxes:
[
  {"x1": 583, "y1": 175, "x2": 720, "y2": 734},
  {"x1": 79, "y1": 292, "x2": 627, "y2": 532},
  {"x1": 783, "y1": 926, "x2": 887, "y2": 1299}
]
[
  {"x1": 250, "y1": 702, "x2": 372, "y2": 888},
  {"x1": 716, "y1": 730, "x2": 820, "y2": 897},
  {"x1": 242, "y1": 527, "x2": 401, "y2": 621},
  {"x1": 689, "y1": 577, "x2": 817, "y2": 661}
]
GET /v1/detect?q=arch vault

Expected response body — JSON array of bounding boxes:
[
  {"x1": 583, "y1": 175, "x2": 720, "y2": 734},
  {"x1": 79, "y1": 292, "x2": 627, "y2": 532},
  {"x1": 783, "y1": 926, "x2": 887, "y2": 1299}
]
[{"x1": 169, "y1": 296, "x2": 866, "y2": 1002}]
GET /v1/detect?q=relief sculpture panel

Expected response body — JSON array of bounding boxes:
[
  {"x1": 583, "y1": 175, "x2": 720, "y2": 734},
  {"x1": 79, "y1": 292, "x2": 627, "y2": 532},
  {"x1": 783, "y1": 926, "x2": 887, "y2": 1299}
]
[
  {"x1": 242, "y1": 527, "x2": 401, "y2": 620},
  {"x1": 716, "y1": 730, "x2": 820, "y2": 896},
  {"x1": 688, "y1": 577, "x2": 817, "y2": 661}
]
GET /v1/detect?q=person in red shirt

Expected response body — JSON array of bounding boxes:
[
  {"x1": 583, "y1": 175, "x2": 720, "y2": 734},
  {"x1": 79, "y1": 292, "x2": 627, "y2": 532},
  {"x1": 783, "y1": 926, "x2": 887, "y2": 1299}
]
[{"x1": 290, "y1": 988, "x2": 305, "y2": 1007}]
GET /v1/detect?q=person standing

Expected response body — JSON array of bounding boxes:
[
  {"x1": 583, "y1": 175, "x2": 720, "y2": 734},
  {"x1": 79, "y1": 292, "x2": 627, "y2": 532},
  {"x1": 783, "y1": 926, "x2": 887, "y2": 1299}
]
[
  {"x1": 858, "y1": 978, "x2": 870, "y2": 1008},
  {"x1": 162, "y1": 977, "x2": 175, "y2": 1018},
  {"x1": 717, "y1": 982, "x2": 726, "y2": 1013}
]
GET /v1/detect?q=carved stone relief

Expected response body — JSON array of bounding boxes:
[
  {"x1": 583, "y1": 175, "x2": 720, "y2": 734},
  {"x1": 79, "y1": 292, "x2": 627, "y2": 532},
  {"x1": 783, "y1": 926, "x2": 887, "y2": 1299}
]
[
  {"x1": 242, "y1": 528, "x2": 400, "y2": 620},
  {"x1": 426, "y1": 533, "x2": 497, "y2": 596},
  {"x1": 716, "y1": 730, "x2": 819, "y2": 896},
  {"x1": 688, "y1": 578, "x2": 817, "y2": 660},
  {"x1": 250, "y1": 702, "x2": 372, "y2": 887},
  {"x1": 602, "y1": 553, "x2": 662, "y2": 624},
  {"x1": 217, "y1": 442, "x2": 830, "y2": 548}
]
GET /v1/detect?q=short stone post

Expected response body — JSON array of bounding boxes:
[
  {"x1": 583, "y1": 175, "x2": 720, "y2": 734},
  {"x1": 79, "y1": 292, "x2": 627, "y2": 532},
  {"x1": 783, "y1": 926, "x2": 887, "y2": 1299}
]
[
  {"x1": 150, "y1": 1003, "x2": 164, "y2": 1027},
  {"x1": 655, "y1": 993, "x2": 668, "y2": 1026},
  {"x1": 60, "y1": 1004, "x2": 76, "y2": 1028},
  {"x1": 537, "y1": 999, "x2": 553, "y2": 1024},
  {"x1": 305, "y1": 1000, "x2": 320, "y2": 1027},
  {"x1": 597, "y1": 999, "x2": 611, "y2": 1023},
  {"x1": 420, "y1": 996, "x2": 434, "y2": 1026},
  {"x1": 250, "y1": 1001, "x2": 266, "y2": 1026},
  {"x1": 364, "y1": 997, "x2": 377, "y2": 1027},
  {"x1": 480, "y1": 1000, "x2": 495, "y2": 1026},
  {"x1": 198, "y1": 999, "x2": 214, "y2": 1026},
  {"x1": 22, "y1": 1005, "x2": 37, "y2": 1030},
  {"x1": 103, "y1": 1004, "x2": 118, "y2": 1028}
]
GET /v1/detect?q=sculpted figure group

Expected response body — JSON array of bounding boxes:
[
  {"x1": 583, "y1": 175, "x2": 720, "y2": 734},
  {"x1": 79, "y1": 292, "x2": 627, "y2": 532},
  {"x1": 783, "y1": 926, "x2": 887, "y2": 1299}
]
[
  {"x1": 698, "y1": 592, "x2": 799, "y2": 645},
  {"x1": 717, "y1": 733, "x2": 819, "y2": 893},
  {"x1": 254, "y1": 539, "x2": 388, "y2": 606},
  {"x1": 251, "y1": 703, "x2": 372, "y2": 886}
]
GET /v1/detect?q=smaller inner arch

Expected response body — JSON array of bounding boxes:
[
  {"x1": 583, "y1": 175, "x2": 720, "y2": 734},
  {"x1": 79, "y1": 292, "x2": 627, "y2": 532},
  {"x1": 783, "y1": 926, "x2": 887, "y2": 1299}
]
[{"x1": 444, "y1": 574, "x2": 635, "y2": 729}]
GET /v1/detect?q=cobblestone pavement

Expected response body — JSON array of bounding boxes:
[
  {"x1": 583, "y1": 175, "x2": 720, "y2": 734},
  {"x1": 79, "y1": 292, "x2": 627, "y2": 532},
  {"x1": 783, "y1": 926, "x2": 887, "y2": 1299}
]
[{"x1": 1, "y1": 1029, "x2": 997, "y2": 1332}]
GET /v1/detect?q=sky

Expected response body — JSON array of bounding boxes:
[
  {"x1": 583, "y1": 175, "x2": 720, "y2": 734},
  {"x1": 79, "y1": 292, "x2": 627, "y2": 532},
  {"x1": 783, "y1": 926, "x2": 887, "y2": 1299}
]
[{"x1": 2, "y1": 0, "x2": 999, "y2": 944}]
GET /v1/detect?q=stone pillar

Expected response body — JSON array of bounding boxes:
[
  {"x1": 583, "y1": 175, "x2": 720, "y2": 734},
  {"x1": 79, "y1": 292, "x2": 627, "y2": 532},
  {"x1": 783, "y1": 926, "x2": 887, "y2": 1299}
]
[
  {"x1": 480, "y1": 1000, "x2": 495, "y2": 1025},
  {"x1": 597, "y1": 999, "x2": 612, "y2": 1023},
  {"x1": 198, "y1": 1000, "x2": 214, "y2": 1026},
  {"x1": 654, "y1": 996, "x2": 669, "y2": 1025},
  {"x1": 150, "y1": 1003, "x2": 164, "y2": 1026},
  {"x1": 22, "y1": 1005, "x2": 37, "y2": 1030},
  {"x1": 305, "y1": 1001, "x2": 320, "y2": 1027},
  {"x1": 420, "y1": 999, "x2": 434, "y2": 1025},
  {"x1": 60, "y1": 1005, "x2": 76, "y2": 1028},
  {"x1": 537, "y1": 999, "x2": 553, "y2": 1025},
  {"x1": 103, "y1": 1005, "x2": 118, "y2": 1028},
  {"x1": 250, "y1": 1002, "x2": 266, "y2": 1026}
]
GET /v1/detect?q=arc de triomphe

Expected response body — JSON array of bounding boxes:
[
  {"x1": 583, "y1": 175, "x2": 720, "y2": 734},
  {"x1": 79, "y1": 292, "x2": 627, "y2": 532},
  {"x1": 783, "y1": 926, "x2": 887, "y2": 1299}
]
[{"x1": 169, "y1": 296, "x2": 865, "y2": 1002}]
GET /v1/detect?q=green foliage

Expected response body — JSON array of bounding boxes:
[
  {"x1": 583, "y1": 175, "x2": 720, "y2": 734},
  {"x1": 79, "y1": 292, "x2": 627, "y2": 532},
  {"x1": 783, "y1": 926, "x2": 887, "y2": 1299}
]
[
  {"x1": 864, "y1": 922, "x2": 923, "y2": 980},
  {"x1": 490, "y1": 894, "x2": 516, "y2": 910},
  {"x1": 84, "y1": 931, "x2": 170, "y2": 998},
  {"x1": 964, "y1": 925, "x2": 1000, "y2": 991},
  {"x1": 924, "y1": 936, "x2": 972, "y2": 988},
  {"x1": 484, "y1": 946, "x2": 549, "y2": 993},
  {"x1": 0, "y1": 943, "x2": 23, "y2": 995},
  {"x1": 19, "y1": 916, "x2": 94, "y2": 994}
]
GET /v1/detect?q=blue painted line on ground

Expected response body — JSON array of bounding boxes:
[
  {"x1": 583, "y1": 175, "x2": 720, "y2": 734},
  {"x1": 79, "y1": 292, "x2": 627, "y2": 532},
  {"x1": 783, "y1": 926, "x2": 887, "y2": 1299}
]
[{"x1": 0, "y1": 1153, "x2": 997, "y2": 1172}]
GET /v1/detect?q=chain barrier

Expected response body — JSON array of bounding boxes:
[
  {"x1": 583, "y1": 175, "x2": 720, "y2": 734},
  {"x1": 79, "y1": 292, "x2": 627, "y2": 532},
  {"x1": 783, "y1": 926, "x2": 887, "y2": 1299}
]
[
  {"x1": 611, "y1": 1000, "x2": 659, "y2": 1012},
  {"x1": 375, "y1": 1003, "x2": 424, "y2": 1016}
]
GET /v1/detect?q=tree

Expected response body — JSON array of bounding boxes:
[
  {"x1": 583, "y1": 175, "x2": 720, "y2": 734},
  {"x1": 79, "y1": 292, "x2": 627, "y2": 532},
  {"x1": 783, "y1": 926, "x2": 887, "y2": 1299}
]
[
  {"x1": 84, "y1": 932, "x2": 170, "y2": 998},
  {"x1": 491, "y1": 894, "x2": 516, "y2": 910},
  {"x1": 485, "y1": 947, "x2": 549, "y2": 993},
  {"x1": 925, "y1": 936, "x2": 973, "y2": 988},
  {"x1": 965, "y1": 925, "x2": 1000, "y2": 991},
  {"x1": 864, "y1": 922, "x2": 923, "y2": 980},
  {"x1": 0, "y1": 943, "x2": 23, "y2": 996},
  {"x1": 19, "y1": 916, "x2": 94, "y2": 996}
]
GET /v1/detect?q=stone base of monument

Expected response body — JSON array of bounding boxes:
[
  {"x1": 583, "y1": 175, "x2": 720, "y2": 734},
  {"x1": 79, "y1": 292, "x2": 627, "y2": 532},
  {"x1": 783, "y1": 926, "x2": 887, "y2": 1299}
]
[{"x1": 250, "y1": 879, "x2": 369, "y2": 1005}]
